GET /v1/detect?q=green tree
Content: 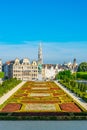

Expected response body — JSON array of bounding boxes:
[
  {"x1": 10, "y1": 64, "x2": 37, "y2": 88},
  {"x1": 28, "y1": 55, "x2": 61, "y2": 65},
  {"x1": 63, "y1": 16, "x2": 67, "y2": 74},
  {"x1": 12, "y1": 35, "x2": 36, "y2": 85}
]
[
  {"x1": 56, "y1": 70, "x2": 72, "y2": 80},
  {"x1": 78, "y1": 62, "x2": 87, "y2": 72}
]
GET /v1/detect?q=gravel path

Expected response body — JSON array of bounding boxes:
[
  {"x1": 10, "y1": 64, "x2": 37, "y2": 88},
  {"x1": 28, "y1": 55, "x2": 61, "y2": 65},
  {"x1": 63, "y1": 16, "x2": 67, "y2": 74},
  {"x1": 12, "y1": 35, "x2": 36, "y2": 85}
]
[
  {"x1": 55, "y1": 81, "x2": 87, "y2": 111},
  {"x1": 0, "y1": 81, "x2": 26, "y2": 105}
]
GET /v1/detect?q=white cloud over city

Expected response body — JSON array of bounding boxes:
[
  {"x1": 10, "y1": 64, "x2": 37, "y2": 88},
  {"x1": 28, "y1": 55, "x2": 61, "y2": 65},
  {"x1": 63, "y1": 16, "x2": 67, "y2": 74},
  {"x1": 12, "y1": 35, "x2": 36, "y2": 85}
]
[{"x1": 0, "y1": 41, "x2": 87, "y2": 64}]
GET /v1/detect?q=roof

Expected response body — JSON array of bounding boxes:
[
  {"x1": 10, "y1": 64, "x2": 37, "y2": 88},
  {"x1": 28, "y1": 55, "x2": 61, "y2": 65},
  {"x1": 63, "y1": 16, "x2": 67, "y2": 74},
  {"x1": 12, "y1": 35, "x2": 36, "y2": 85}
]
[{"x1": 42, "y1": 64, "x2": 57, "y2": 69}]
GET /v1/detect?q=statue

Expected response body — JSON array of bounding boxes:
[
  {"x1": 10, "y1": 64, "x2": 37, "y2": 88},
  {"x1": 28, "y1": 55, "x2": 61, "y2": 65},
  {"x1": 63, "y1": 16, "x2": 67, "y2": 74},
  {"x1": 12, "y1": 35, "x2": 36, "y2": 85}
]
[{"x1": 38, "y1": 64, "x2": 42, "y2": 74}]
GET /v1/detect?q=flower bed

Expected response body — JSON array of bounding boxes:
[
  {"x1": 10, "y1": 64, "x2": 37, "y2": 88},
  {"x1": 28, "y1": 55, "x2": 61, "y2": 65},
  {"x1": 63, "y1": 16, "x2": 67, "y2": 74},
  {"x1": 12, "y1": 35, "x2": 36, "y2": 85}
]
[
  {"x1": 0, "y1": 81, "x2": 83, "y2": 112},
  {"x1": 14, "y1": 94, "x2": 28, "y2": 97},
  {"x1": 60, "y1": 103, "x2": 81, "y2": 112},
  {"x1": 21, "y1": 87, "x2": 30, "y2": 90},
  {"x1": 1, "y1": 103, "x2": 22, "y2": 112},
  {"x1": 51, "y1": 88, "x2": 61, "y2": 90},
  {"x1": 31, "y1": 87, "x2": 49, "y2": 90},
  {"x1": 23, "y1": 103, "x2": 57, "y2": 112},
  {"x1": 21, "y1": 99, "x2": 60, "y2": 103},
  {"x1": 29, "y1": 93, "x2": 51, "y2": 97}
]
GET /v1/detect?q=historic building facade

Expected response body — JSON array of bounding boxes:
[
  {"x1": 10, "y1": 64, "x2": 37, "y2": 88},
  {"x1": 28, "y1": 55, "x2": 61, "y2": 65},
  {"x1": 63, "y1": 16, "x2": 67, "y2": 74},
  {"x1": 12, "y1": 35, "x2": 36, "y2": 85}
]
[
  {"x1": 42, "y1": 64, "x2": 58, "y2": 80},
  {"x1": 8, "y1": 58, "x2": 38, "y2": 81},
  {"x1": 3, "y1": 44, "x2": 60, "y2": 81}
]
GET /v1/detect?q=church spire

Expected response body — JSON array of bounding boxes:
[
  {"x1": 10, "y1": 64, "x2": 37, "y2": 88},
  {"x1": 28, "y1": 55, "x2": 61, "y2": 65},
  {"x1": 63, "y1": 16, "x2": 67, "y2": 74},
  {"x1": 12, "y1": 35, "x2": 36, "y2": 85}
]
[{"x1": 38, "y1": 42, "x2": 43, "y2": 64}]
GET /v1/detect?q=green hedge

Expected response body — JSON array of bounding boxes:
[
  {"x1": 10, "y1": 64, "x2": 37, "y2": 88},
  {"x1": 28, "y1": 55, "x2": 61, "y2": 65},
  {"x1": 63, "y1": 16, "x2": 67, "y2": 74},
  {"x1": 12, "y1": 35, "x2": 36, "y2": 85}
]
[
  {"x1": 59, "y1": 80, "x2": 87, "y2": 103},
  {"x1": 0, "y1": 72, "x2": 4, "y2": 78},
  {"x1": 0, "y1": 78, "x2": 21, "y2": 97},
  {"x1": 76, "y1": 72, "x2": 87, "y2": 80}
]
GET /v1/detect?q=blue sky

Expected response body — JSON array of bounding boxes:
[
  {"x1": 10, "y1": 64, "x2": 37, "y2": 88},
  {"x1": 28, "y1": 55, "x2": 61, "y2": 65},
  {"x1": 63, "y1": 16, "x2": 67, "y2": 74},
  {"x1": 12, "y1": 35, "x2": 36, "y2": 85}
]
[{"x1": 0, "y1": 0, "x2": 87, "y2": 63}]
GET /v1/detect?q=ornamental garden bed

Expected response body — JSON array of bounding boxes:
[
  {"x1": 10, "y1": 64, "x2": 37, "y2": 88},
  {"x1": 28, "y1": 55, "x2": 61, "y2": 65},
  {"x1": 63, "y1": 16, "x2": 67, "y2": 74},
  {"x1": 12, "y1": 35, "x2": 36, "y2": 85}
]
[
  {"x1": 60, "y1": 103, "x2": 81, "y2": 112},
  {"x1": 0, "y1": 81, "x2": 84, "y2": 113},
  {"x1": 1, "y1": 103, "x2": 22, "y2": 112},
  {"x1": 21, "y1": 103, "x2": 58, "y2": 112}
]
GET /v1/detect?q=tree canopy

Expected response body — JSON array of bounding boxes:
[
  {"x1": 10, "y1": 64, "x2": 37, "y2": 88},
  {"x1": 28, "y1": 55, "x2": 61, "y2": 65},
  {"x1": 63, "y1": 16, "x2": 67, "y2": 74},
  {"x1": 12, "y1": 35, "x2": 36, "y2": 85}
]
[
  {"x1": 56, "y1": 70, "x2": 72, "y2": 80},
  {"x1": 78, "y1": 62, "x2": 87, "y2": 72}
]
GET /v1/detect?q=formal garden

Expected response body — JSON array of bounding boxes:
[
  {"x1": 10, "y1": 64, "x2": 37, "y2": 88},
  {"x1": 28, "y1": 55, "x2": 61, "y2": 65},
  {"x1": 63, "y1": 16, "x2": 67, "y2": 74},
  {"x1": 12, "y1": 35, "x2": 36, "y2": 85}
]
[
  {"x1": 0, "y1": 81, "x2": 83, "y2": 113},
  {"x1": 56, "y1": 69, "x2": 87, "y2": 102}
]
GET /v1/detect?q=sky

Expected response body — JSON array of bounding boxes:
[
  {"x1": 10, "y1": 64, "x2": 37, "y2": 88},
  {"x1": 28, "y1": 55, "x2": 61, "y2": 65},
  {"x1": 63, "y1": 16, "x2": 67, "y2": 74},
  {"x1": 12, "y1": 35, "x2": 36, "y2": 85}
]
[{"x1": 0, "y1": 0, "x2": 87, "y2": 64}]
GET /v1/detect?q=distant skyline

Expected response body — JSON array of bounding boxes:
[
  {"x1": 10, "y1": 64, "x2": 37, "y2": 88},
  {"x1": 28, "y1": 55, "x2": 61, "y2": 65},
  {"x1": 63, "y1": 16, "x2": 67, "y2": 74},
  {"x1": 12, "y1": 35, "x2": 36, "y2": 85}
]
[
  {"x1": 0, "y1": 0, "x2": 87, "y2": 63},
  {"x1": 0, "y1": 41, "x2": 87, "y2": 64}
]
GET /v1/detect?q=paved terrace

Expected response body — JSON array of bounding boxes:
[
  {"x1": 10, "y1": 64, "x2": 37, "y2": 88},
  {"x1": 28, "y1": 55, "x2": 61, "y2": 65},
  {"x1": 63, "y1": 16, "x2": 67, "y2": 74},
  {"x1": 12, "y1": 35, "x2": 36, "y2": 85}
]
[
  {"x1": 55, "y1": 81, "x2": 87, "y2": 111},
  {"x1": 0, "y1": 81, "x2": 26, "y2": 105}
]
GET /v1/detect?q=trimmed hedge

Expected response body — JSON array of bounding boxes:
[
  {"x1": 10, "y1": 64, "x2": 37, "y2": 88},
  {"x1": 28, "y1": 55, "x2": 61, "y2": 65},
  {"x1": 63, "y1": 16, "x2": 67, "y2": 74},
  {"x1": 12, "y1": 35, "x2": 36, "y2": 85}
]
[
  {"x1": 59, "y1": 80, "x2": 87, "y2": 103},
  {"x1": 76, "y1": 72, "x2": 87, "y2": 80},
  {"x1": 0, "y1": 78, "x2": 21, "y2": 97},
  {"x1": 0, "y1": 112, "x2": 87, "y2": 120}
]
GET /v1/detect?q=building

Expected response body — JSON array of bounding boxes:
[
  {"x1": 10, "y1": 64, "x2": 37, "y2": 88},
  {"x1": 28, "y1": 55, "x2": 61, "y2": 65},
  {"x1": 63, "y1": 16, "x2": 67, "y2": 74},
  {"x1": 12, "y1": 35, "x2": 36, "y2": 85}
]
[
  {"x1": 8, "y1": 58, "x2": 38, "y2": 81},
  {"x1": 42, "y1": 64, "x2": 59, "y2": 80},
  {"x1": 62, "y1": 58, "x2": 78, "y2": 73},
  {"x1": 72, "y1": 58, "x2": 78, "y2": 72},
  {"x1": 0, "y1": 59, "x2": 2, "y2": 72},
  {"x1": 3, "y1": 44, "x2": 65, "y2": 81},
  {"x1": 3, "y1": 61, "x2": 14, "y2": 78},
  {"x1": 3, "y1": 43, "x2": 42, "y2": 81}
]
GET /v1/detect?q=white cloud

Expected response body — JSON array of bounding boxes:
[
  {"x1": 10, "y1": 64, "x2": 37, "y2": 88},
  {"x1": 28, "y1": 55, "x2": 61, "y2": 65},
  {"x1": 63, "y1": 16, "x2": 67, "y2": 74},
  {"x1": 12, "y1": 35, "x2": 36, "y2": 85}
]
[{"x1": 0, "y1": 41, "x2": 87, "y2": 64}]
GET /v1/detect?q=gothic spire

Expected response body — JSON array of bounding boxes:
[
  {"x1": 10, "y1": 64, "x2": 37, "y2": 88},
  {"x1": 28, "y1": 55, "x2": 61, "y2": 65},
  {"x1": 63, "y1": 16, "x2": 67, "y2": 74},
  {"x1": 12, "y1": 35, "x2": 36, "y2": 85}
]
[{"x1": 38, "y1": 42, "x2": 43, "y2": 64}]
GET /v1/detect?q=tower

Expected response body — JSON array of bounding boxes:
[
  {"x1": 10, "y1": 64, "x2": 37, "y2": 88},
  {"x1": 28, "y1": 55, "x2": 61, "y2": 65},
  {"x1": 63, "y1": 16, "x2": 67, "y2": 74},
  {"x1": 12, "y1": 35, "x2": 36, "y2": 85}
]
[
  {"x1": 73, "y1": 58, "x2": 76, "y2": 67},
  {"x1": 38, "y1": 43, "x2": 43, "y2": 65},
  {"x1": 72, "y1": 58, "x2": 77, "y2": 71},
  {"x1": 38, "y1": 43, "x2": 43, "y2": 80}
]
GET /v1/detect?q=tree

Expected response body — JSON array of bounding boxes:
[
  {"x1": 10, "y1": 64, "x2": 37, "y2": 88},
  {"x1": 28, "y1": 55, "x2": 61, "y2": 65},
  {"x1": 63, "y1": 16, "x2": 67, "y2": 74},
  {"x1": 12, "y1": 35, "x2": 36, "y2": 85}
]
[
  {"x1": 0, "y1": 72, "x2": 4, "y2": 78},
  {"x1": 78, "y1": 62, "x2": 87, "y2": 72},
  {"x1": 56, "y1": 70, "x2": 72, "y2": 80}
]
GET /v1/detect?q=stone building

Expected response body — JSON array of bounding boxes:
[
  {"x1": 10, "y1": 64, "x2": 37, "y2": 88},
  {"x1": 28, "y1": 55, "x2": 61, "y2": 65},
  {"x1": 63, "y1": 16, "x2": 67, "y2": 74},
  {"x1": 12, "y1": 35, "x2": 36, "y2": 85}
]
[
  {"x1": 3, "y1": 44, "x2": 60, "y2": 81},
  {"x1": 10, "y1": 58, "x2": 38, "y2": 81},
  {"x1": 42, "y1": 64, "x2": 58, "y2": 80},
  {"x1": 6, "y1": 58, "x2": 38, "y2": 81}
]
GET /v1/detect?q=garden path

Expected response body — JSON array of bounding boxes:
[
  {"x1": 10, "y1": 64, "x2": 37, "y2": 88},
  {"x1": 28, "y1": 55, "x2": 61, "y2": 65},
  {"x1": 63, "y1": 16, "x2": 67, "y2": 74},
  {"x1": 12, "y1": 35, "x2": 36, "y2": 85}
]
[{"x1": 0, "y1": 81, "x2": 26, "y2": 105}]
